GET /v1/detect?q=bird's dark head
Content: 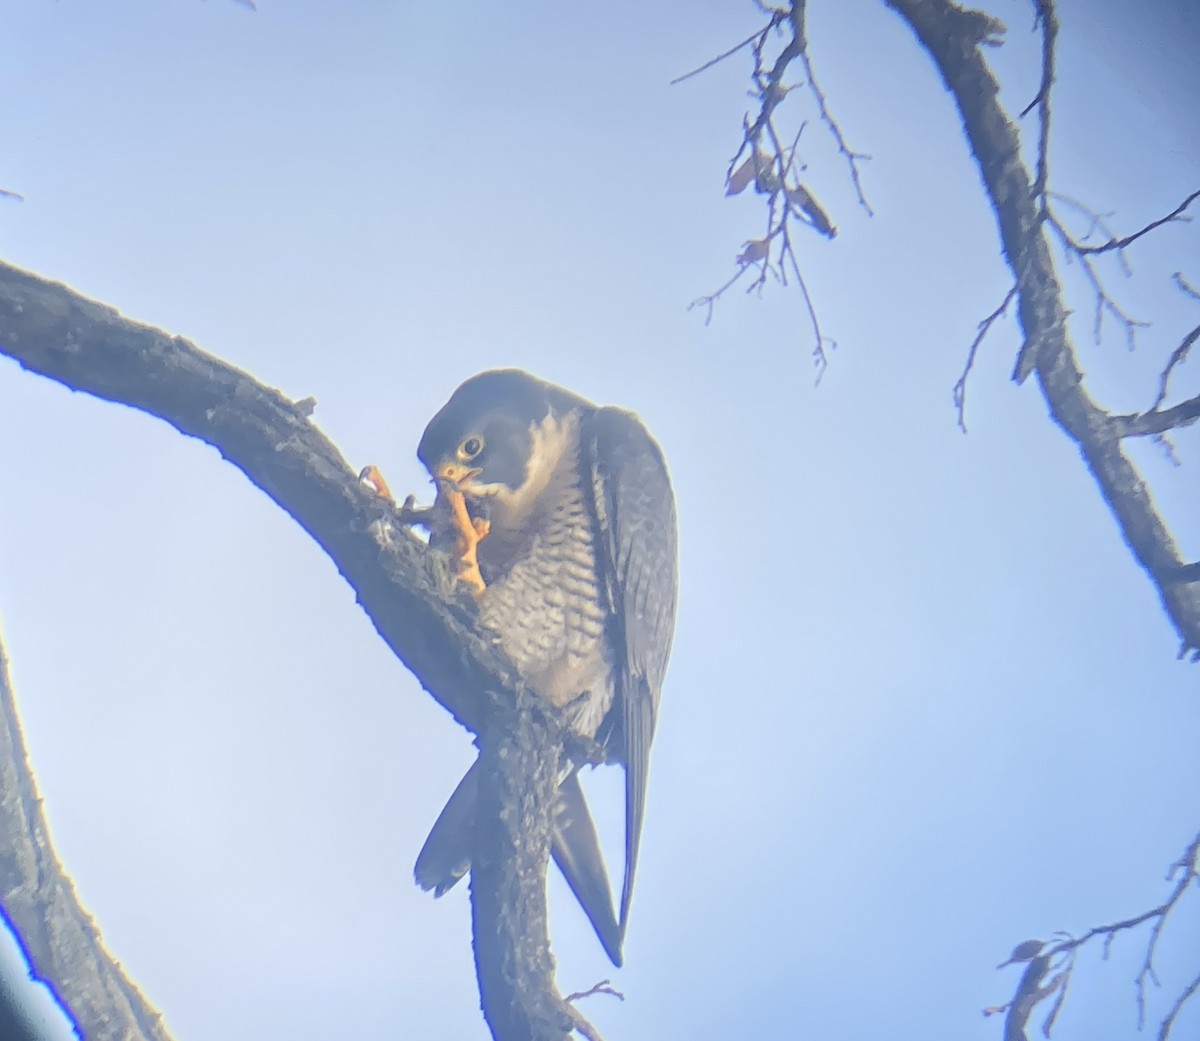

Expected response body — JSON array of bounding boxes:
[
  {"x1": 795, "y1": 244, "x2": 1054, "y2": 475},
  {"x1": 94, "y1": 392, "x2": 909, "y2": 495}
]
[{"x1": 417, "y1": 369, "x2": 586, "y2": 498}]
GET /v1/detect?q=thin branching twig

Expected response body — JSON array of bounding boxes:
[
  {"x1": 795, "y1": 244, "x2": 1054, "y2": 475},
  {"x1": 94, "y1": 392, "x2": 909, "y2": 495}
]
[
  {"x1": 1022, "y1": 0, "x2": 1058, "y2": 209},
  {"x1": 954, "y1": 285, "x2": 1018, "y2": 432},
  {"x1": 678, "y1": 1, "x2": 869, "y2": 370},
  {"x1": 989, "y1": 833, "x2": 1200, "y2": 1040}
]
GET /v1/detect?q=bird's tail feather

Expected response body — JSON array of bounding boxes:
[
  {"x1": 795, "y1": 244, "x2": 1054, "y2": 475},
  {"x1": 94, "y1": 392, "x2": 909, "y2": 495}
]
[
  {"x1": 413, "y1": 760, "x2": 623, "y2": 966},
  {"x1": 413, "y1": 762, "x2": 476, "y2": 896},
  {"x1": 552, "y1": 771, "x2": 623, "y2": 966}
]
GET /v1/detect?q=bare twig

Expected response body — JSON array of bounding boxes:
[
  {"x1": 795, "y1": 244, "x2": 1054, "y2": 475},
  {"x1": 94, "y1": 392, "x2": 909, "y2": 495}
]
[
  {"x1": 1041, "y1": 966, "x2": 1071, "y2": 1037},
  {"x1": 745, "y1": 6, "x2": 804, "y2": 144},
  {"x1": 1045, "y1": 213, "x2": 1149, "y2": 350},
  {"x1": 1159, "y1": 970, "x2": 1200, "y2": 1041},
  {"x1": 1050, "y1": 192, "x2": 1131, "y2": 274},
  {"x1": 687, "y1": 265, "x2": 753, "y2": 324},
  {"x1": 955, "y1": 285, "x2": 1018, "y2": 432},
  {"x1": 1151, "y1": 432, "x2": 1183, "y2": 468},
  {"x1": 1022, "y1": 0, "x2": 1058, "y2": 208},
  {"x1": 992, "y1": 833, "x2": 1200, "y2": 1040},
  {"x1": 790, "y1": 1, "x2": 874, "y2": 214},
  {"x1": 683, "y1": 1, "x2": 863, "y2": 361},
  {"x1": 1176, "y1": 272, "x2": 1200, "y2": 301},
  {"x1": 1044, "y1": 189, "x2": 1200, "y2": 364},
  {"x1": 778, "y1": 217, "x2": 835, "y2": 381},
  {"x1": 564, "y1": 980, "x2": 625, "y2": 1004},
  {"x1": 1073, "y1": 189, "x2": 1200, "y2": 256},
  {"x1": 1151, "y1": 323, "x2": 1200, "y2": 410},
  {"x1": 669, "y1": 10, "x2": 786, "y2": 86}
]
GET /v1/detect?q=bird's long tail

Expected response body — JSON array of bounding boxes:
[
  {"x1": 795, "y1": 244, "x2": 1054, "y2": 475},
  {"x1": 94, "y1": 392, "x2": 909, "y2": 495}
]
[{"x1": 414, "y1": 760, "x2": 623, "y2": 966}]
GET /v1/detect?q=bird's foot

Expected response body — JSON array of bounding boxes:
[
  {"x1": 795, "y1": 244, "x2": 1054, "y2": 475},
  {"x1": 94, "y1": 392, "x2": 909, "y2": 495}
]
[
  {"x1": 360, "y1": 464, "x2": 487, "y2": 594},
  {"x1": 359, "y1": 465, "x2": 437, "y2": 526},
  {"x1": 438, "y1": 486, "x2": 489, "y2": 597},
  {"x1": 358, "y1": 464, "x2": 395, "y2": 503}
]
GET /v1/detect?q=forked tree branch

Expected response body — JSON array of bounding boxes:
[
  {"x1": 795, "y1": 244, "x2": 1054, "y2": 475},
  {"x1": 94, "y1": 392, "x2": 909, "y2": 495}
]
[
  {"x1": 882, "y1": 0, "x2": 1200, "y2": 659},
  {"x1": 986, "y1": 832, "x2": 1200, "y2": 1041},
  {"x1": 0, "y1": 260, "x2": 585, "y2": 1041}
]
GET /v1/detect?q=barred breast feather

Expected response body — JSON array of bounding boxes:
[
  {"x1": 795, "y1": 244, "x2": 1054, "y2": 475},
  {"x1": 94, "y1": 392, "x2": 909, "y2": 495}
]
[{"x1": 477, "y1": 428, "x2": 616, "y2": 738}]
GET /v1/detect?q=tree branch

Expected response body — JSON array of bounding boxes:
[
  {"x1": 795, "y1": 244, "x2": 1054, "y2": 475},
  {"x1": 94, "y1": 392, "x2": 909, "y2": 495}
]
[
  {"x1": 989, "y1": 832, "x2": 1200, "y2": 1040},
  {"x1": 883, "y1": 0, "x2": 1200, "y2": 660},
  {"x1": 1072, "y1": 189, "x2": 1200, "y2": 256},
  {"x1": 1045, "y1": 207, "x2": 1150, "y2": 351},
  {"x1": 471, "y1": 690, "x2": 592, "y2": 1041},
  {"x1": 669, "y1": 9, "x2": 785, "y2": 86},
  {"x1": 789, "y1": 0, "x2": 874, "y2": 215},
  {"x1": 954, "y1": 283, "x2": 1017, "y2": 432},
  {"x1": 1152, "y1": 320, "x2": 1200, "y2": 410},
  {"x1": 1113, "y1": 394, "x2": 1200, "y2": 438},
  {"x1": 1, "y1": 627, "x2": 170, "y2": 1041},
  {"x1": 682, "y1": 0, "x2": 858, "y2": 367},
  {"x1": 0, "y1": 260, "x2": 577, "y2": 1040},
  {"x1": 1022, "y1": 0, "x2": 1058, "y2": 208}
]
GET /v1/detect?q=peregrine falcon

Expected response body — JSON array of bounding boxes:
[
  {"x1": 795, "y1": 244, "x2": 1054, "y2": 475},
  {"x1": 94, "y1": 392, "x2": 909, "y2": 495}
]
[{"x1": 411, "y1": 369, "x2": 677, "y2": 966}]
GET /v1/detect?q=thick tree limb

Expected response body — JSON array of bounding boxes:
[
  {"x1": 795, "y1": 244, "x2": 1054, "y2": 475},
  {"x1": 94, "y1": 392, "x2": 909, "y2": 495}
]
[
  {"x1": 472, "y1": 691, "x2": 580, "y2": 1041},
  {"x1": 0, "y1": 260, "x2": 578, "y2": 1040},
  {"x1": 883, "y1": 0, "x2": 1200, "y2": 659},
  {"x1": 2, "y1": 628, "x2": 168, "y2": 1041}
]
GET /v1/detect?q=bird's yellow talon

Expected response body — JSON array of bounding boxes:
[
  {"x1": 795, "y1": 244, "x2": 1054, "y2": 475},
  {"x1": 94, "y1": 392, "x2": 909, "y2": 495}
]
[
  {"x1": 358, "y1": 464, "x2": 395, "y2": 504},
  {"x1": 440, "y1": 486, "x2": 488, "y2": 596}
]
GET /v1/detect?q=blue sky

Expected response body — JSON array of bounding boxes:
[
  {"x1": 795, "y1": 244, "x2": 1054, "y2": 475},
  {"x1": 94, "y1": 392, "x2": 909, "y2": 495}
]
[{"x1": 1, "y1": 1, "x2": 1197, "y2": 1039}]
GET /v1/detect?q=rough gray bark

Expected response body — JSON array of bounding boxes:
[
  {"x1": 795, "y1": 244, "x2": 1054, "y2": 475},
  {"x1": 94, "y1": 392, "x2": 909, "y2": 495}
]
[
  {"x1": 471, "y1": 691, "x2": 575, "y2": 1041},
  {"x1": 0, "y1": 260, "x2": 579, "y2": 1041},
  {"x1": 2, "y1": 630, "x2": 166, "y2": 1041}
]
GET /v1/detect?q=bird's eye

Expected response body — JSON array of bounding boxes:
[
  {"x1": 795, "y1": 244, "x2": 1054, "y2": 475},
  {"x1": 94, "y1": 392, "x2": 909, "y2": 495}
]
[{"x1": 457, "y1": 436, "x2": 485, "y2": 461}]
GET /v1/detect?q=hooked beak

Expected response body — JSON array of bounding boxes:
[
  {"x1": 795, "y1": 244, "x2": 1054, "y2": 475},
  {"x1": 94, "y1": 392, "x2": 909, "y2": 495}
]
[{"x1": 435, "y1": 461, "x2": 481, "y2": 494}]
